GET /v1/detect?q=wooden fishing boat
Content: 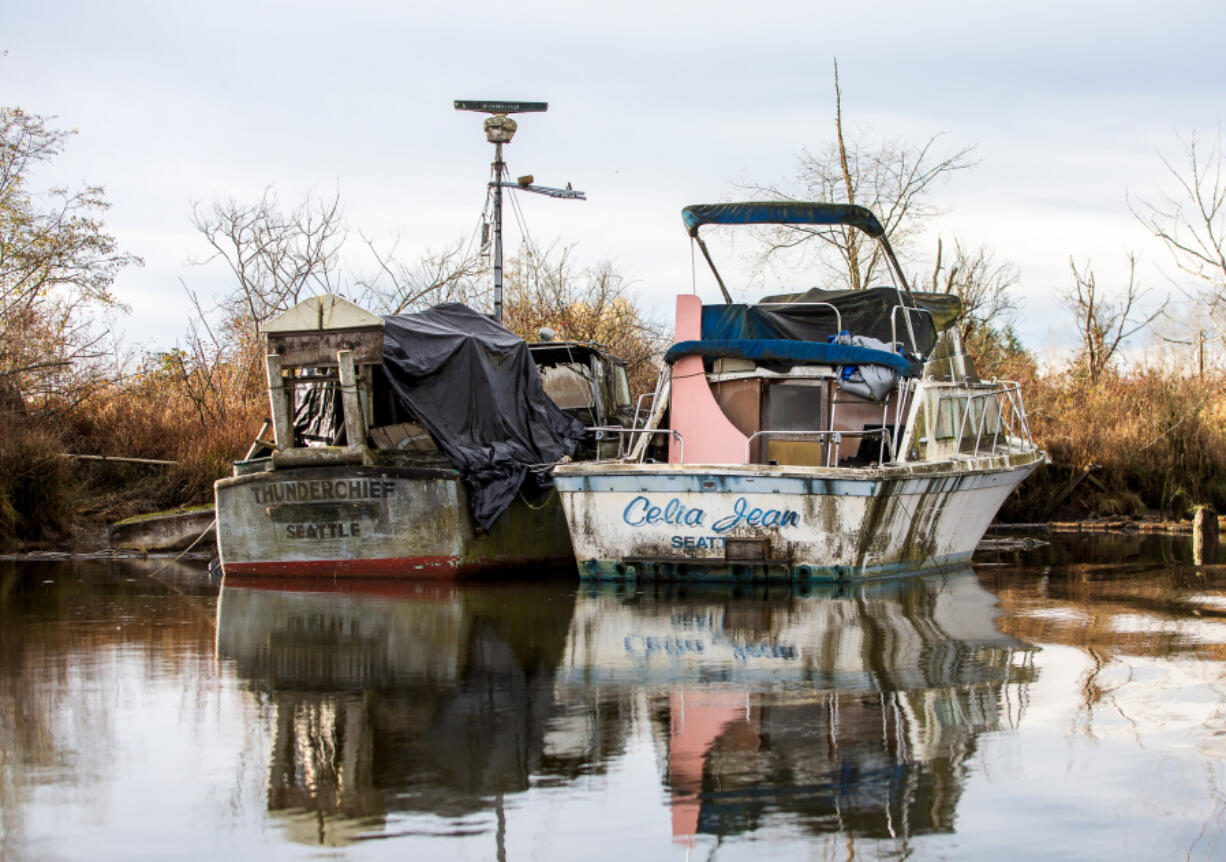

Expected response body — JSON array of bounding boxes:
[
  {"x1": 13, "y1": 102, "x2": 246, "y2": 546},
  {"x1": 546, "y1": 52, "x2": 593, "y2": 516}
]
[
  {"x1": 213, "y1": 296, "x2": 631, "y2": 579},
  {"x1": 214, "y1": 102, "x2": 633, "y2": 580}
]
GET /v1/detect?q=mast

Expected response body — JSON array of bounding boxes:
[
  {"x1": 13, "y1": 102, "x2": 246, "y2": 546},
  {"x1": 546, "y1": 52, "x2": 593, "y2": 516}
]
[{"x1": 454, "y1": 100, "x2": 585, "y2": 325}]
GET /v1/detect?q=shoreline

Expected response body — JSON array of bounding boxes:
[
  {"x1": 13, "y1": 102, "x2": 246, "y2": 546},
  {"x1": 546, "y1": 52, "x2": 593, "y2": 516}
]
[{"x1": 2, "y1": 517, "x2": 1213, "y2": 563}]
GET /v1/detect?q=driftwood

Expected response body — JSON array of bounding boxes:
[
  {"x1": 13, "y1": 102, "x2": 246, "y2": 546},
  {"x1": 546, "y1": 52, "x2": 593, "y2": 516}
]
[
  {"x1": 63, "y1": 454, "x2": 179, "y2": 466},
  {"x1": 1040, "y1": 464, "x2": 1097, "y2": 521}
]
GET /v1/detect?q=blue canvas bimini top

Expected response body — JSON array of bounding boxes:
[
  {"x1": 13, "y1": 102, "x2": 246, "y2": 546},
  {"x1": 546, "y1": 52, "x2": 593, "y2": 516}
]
[
  {"x1": 663, "y1": 339, "x2": 913, "y2": 376},
  {"x1": 681, "y1": 202, "x2": 886, "y2": 238}
]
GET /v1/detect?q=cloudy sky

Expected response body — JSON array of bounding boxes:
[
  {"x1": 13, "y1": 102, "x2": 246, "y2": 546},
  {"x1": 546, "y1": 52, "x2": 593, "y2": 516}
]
[{"x1": 5, "y1": 0, "x2": 1223, "y2": 357}]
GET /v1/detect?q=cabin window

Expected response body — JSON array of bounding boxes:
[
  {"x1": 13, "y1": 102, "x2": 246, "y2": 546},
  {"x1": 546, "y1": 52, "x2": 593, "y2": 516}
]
[
  {"x1": 960, "y1": 397, "x2": 1003, "y2": 450},
  {"x1": 539, "y1": 363, "x2": 595, "y2": 409},
  {"x1": 935, "y1": 396, "x2": 961, "y2": 440},
  {"x1": 613, "y1": 365, "x2": 632, "y2": 409},
  {"x1": 936, "y1": 395, "x2": 1004, "y2": 445},
  {"x1": 761, "y1": 381, "x2": 827, "y2": 466},
  {"x1": 767, "y1": 383, "x2": 825, "y2": 431},
  {"x1": 976, "y1": 399, "x2": 1002, "y2": 435}
]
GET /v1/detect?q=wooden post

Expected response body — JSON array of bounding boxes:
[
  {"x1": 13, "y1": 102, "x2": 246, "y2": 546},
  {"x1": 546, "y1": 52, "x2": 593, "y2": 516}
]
[
  {"x1": 337, "y1": 349, "x2": 366, "y2": 449},
  {"x1": 1194, "y1": 505, "x2": 1219, "y2": 565},
  {"x1": 265, "y1": 354, "x2": 294, "y2": 451}
]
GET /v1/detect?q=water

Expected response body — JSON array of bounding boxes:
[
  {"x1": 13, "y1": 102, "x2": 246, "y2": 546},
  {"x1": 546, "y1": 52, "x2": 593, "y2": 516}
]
[{"x1": 2, "y1": 537, "x2": 1224, "y2": 861}]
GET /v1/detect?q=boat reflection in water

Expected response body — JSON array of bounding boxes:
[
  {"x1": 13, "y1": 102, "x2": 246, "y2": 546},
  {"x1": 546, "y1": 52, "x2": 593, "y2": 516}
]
[
  {"x1": 215, "y1": 568, "x2": 1035, "y2": 850},
  {"x1": 564, "y1": 572, "x2": 1036, "y2": 846},
  {"x1": 215, "y1": 579, "x2": 577, "y2": 847}
]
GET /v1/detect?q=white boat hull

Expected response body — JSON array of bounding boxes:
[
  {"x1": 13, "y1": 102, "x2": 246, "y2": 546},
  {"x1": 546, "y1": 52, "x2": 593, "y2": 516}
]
[{"x1": 553, "y1": 453, "x2": 1042, "y2": 581}]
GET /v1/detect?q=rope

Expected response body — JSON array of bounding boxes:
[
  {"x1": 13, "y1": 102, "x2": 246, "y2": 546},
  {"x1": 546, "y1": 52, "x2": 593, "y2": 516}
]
[
  {"x1": 118, "y1": 516, "x2": 220, "y2": 627},
  {"x1": 137, "y1": 516, "x2": 218, "y2": 581},
  {"x1": 517, "y1": 487, "x2": 557, "y2": 510}
]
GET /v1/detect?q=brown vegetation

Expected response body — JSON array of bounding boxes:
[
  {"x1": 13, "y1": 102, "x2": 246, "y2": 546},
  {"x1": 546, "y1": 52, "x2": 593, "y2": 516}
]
[
  {"x1": 5, "y1": 88, "x2": 1225, "y2": 549},
  {"x1": 1007, "y1": 367, "x2": 1226, "y2": 522}
]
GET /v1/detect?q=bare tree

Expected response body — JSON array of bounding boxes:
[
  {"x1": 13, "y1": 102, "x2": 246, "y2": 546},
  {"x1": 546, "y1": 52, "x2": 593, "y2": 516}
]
[
  {"x1": 742, "y1": 59, "x2": 975, "y2": 291},
  {"x1": 358, "y1": 233, "x2": 487, "y2": 314},
  {"x1": 929, "y1": 236, "x2": 1019, "y2": 343},
  {"x1": 1130, "y1": 130, "x2": 1226, "y2": 346},
  {"x1": 189, "y1": 186, "x2": 346, "y2": 341},
  {"x1": 1059, "y1": 254, "x2": 1164, "y2": 384}
]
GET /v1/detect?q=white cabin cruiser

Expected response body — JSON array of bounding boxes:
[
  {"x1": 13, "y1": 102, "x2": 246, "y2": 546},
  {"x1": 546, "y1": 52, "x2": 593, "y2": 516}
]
[{"x1": 553, "y1": 202, "x2": 1045, "y2": 582}]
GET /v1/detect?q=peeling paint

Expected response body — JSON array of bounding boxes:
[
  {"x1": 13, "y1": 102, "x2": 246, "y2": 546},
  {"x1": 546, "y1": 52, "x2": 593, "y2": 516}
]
[
  {"x1": 215, "y1": 464, "x2": 574, "y2": 579},
  {"x1": 555, "y1": 449, "x2": 1044, "y2": 583}
]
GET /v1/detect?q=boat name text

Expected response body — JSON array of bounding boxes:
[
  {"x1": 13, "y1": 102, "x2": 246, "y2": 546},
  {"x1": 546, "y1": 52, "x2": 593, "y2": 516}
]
[
  {"x1": 622, "y1": 495, "x2": 799, "y2": 532},
  {"x1": 622, "y1": 636, "x2": 797, "y2": 662},
  {"x1": 251, "y1": 478, "x2": 395, "y2": 504}
]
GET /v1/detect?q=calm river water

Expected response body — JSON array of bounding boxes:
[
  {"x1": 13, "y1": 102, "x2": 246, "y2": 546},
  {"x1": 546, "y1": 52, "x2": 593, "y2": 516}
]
[{"x1": 2, "y1": 533, "x2": 1225, "y2": 860}]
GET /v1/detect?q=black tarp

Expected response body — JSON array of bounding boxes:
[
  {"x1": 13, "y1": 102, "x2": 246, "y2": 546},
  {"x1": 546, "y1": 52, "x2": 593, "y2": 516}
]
[
  {"x1": 703, "y1": 287, "x2": 962, "y2": 358},
  {"x1": 380, "y1": 303, "x2": 585, "y2": 531}
]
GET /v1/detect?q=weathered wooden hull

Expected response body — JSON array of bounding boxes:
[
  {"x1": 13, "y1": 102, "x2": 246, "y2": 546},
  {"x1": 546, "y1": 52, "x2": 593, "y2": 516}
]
[
  {"x1": 553, "y1": 451, "x2": 1042, "y2": 581},
  {"x1": 214, "y1": 464, "x2": 573, "y2": 579}
]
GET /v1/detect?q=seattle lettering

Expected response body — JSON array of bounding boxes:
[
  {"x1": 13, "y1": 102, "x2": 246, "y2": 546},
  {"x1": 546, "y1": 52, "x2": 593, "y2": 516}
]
[{"x1": 286, "y1": 521, "x2": 362, "y2": 539}]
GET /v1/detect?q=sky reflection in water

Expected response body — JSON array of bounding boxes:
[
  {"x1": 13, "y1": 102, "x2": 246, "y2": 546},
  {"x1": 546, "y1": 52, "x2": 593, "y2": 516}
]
[{"x1": 1, "y1": 538, "x2": 1225, "y2": 860}]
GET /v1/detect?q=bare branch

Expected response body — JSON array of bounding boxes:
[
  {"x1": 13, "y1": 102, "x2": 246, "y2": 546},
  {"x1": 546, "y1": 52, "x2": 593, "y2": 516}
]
[
  {"x1": 188, "y1": 185, "x2": 347, "y2": 343},
  {"x1": 1059, "y1": 253, "x2": 1166, "y2": 384},
  {"x1": 357, "y1": 232, "x2": 487, "y2": 314},
  {"x1": 738, "y1": 62, "x2": 975, "y2": 292},
  {"x1": 1130, "y1": 129, "x2": 1226, "y2": 304}
]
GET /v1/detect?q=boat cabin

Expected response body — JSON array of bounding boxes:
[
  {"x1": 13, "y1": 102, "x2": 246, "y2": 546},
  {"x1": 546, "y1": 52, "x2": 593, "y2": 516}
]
[
  {"x1": 244, "y1": 296, "x2": 636, "y2": 468},
  {"x1": 531, "y1": 340, "x2": 634, "y2": 459},
  {"x1": 656, "y1": 288, "x2": 1030, "y2": 470}
]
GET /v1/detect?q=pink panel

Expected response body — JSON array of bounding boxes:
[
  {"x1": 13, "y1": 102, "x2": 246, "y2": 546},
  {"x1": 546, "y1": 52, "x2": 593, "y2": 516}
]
[{"x1": 668, "y1": 294, "x2": 749, "y2": 464}]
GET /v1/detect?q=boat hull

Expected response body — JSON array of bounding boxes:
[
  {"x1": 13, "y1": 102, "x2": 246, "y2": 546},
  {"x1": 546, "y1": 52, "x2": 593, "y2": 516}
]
[
  {"x1": 214, "y1": 464, "x2": 573, "y2": 579},
  {"x1": 553, "y1": 453, "x2": 1042, "y2": 581}
]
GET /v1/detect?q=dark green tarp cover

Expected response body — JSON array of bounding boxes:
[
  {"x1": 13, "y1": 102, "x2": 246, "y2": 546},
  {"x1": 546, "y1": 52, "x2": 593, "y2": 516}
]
[{"x1": 701, "y1": 287, "x2": 961, "y2": 358}]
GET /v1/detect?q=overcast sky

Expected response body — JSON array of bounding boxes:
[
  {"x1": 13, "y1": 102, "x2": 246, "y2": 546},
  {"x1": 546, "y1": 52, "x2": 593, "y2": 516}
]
[{"x1": 6, "y1": 0, "x2": 1223, "y2": 357}]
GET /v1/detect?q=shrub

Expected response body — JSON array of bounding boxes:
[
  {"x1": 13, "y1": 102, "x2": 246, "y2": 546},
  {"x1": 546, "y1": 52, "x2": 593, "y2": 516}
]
[{"x1": 0, "y1": 420, "x2": 74, "y2": 549}]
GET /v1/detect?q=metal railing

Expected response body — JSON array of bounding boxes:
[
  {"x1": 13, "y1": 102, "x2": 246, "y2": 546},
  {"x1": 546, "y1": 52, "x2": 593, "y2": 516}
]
[
  {"x1": 584, "y1": 426, "x2": 685, "y2": 463},
  {"x1": 922, "y1": 379, "x2": 1034, "y2": 459},
  {"x1": 890, "y1": 305, "x2": 934, "y2": 356},
  {"x1": 755, "y1": 301, "x2": 843, "y2": 336},
  {"x1": 631, "y1": 391, "x2": 655, "y2": 430},
  {"x1": 745, "y1": 427, "x2": 894, "y2": 468}
]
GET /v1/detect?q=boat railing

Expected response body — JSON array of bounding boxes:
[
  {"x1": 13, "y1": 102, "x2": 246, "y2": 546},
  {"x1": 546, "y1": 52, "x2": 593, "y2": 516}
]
[
  {"x1": 632, "y1": 391, "x2": 655, "y2": 429},
  {"x1": 745, "y1": 428, "x2": 894, "y2": 468},
  {"x1": 586, "y1": 426, "x2": 684, "y2": 463},
  {"x1": 755, "y1": 301, "x2": 843, "y2": 335},
  {"x1": 922, "y1": 379, "x2": 1035, "y2": 458}
]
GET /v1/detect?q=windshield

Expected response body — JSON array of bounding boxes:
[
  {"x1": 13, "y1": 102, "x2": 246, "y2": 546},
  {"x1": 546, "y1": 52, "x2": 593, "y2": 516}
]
[{"x1": 539, "y1": 363, "x2": 595, "y2": 409}]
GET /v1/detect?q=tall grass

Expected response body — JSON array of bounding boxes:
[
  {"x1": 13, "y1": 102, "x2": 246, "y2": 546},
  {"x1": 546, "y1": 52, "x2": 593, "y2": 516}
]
[
  {"x1": 1016, "y1": 368, "x2": 1226, "y2": 520},
  {"x1": 75, "y1": 351, "x2": 265, "y2": 504},
  {"x1": 67, "y1": 354, "x2": 263, "y2": 505}
]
